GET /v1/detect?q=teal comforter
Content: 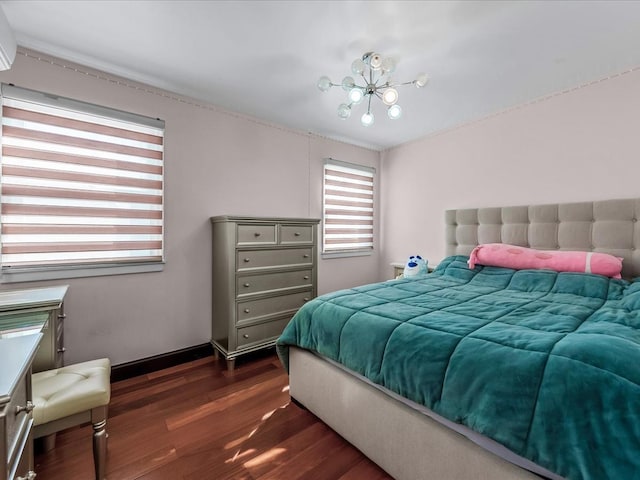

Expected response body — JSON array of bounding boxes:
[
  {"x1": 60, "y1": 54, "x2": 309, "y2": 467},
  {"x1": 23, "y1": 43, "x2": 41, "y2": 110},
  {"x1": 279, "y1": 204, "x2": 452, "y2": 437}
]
[{"x1": 276, "y1": 255, "x2": 640, "y2": 480}]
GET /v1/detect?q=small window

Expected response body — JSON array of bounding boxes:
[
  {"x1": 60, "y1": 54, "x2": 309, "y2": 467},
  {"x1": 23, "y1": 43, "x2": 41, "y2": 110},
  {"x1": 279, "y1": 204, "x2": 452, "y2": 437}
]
[
  {"x1": 0, "y1": 84, "x2": 165, "y2": 282},
  {"x1": 322, "y1": 158, "x2": 375, "y2": 256}
]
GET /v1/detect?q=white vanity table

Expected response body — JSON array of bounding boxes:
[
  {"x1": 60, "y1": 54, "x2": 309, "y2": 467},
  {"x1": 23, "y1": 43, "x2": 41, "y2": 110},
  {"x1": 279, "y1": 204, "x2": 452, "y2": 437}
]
[
  {"x1": 0, "y1": 285, "x2": 69, "y2": 480},
  {"x1": 0, "y1": 334, "x2": 41, "y2": 480}
]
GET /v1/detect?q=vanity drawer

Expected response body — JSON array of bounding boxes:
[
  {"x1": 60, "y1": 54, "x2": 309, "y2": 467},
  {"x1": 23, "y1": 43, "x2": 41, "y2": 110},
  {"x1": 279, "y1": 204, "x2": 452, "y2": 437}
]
[
  {"x1": 236, "y1": 317, "x2": 291, "y2": 348},
  {"x1": 237, "y1": 269, "x2": 312, "y2": 296},
  {"x1": 237, "y1": 223, "x2": 276, "y2": 245},
  {"x1": 4, "y1": 369, "x2": 31, "y2": 465},
  {"x1": 237, "y1": 290, "x2": 312, "y2": 323},
  {"x1": 237, "y1": 248, "x2": 313, "y2": 271},
  {"x1": 280, "y1": 224, "x2": 314, "y2": 244}
]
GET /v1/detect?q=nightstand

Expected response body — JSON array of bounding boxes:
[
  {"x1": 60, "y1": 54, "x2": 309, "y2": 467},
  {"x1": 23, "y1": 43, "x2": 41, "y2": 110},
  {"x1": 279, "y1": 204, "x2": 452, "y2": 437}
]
[{"x1": 391, "y1": 262, "x2": 405, "y2": 279}]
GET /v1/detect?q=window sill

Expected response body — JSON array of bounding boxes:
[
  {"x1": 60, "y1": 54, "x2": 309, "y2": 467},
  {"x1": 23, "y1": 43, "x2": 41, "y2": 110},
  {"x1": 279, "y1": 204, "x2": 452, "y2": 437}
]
[
  {"x1": 321, "y1": 250, "x2": 373, "y2": 260},
  {"x1": 1, "y1": 262, "x2": 164, "y2": 284}
]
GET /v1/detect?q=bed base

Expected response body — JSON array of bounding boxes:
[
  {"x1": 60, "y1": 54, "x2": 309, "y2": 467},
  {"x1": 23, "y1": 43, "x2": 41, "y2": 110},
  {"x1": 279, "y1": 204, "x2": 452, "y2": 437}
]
[{"x1": 289, "y1": 347, "x2": 548, "y2": 480}]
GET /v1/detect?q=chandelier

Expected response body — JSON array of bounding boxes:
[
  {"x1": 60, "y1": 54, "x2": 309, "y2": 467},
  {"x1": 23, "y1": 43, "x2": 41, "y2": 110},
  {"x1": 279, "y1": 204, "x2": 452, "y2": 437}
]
[{"x1": 317, "y1": 52, "x2": 428, "y2": 127}]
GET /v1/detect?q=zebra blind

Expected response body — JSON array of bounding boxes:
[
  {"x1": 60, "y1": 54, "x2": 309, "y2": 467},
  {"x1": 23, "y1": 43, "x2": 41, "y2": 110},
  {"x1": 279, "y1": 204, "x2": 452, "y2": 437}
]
[
  {"x1": 323, "y1": 159, "x2": 374, "y2": 253},
  {"x1": 0, "y1": 84, "x2": 165, "y2": 271}
]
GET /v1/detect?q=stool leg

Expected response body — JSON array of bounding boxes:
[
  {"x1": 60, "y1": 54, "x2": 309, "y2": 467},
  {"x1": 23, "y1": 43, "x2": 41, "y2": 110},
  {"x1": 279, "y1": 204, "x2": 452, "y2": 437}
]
[
  {"x1": 92, "y1": 418, "x2": 107, "y2": 480},
  {"x1": 91, "y1": 405, "x2": 109, "y2": 480}
]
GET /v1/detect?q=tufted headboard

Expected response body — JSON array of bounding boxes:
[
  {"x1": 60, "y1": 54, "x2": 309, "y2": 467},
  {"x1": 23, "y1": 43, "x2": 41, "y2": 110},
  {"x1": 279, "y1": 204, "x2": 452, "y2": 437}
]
[{"x1": 445, "y1": 198, "x2": 640, "y2": 280}]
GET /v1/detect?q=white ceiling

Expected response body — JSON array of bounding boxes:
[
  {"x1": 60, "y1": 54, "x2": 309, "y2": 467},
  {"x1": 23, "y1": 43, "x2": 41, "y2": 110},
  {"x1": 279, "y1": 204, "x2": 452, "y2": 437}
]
[{"x1": 1, "y1": 0, "x2": 640, "y2": 150}]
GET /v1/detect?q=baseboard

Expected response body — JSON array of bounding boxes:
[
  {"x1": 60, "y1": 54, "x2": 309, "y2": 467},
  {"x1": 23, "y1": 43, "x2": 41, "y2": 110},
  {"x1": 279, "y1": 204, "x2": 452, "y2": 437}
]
[{"x1": 110, "y1": 343, "x2": 214, "y2": 382}]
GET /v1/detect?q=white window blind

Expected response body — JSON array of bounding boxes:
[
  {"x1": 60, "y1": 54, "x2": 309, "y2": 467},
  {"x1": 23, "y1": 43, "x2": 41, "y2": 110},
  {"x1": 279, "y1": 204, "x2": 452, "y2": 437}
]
[
  {"x1": 0, "y1": 84, "x2": 165, "y2": 273},
  {"x1": 323, "y1": 159, "x2": 374, "y2": 254}
]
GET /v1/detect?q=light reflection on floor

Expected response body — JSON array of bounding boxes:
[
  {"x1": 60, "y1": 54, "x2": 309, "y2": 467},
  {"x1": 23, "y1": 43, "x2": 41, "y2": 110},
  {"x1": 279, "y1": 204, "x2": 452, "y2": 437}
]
[{"x1": 224, "y1": 402, "x2": 291, "y2": 470}]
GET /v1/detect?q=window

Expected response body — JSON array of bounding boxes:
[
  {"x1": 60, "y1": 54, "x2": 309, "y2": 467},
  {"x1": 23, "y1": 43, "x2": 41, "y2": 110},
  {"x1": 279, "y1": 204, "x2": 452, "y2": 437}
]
[
  {"x1": 322, "y1": 158, "x2": 375, "y2": 256},
  {"x1": 0, "y1": 84, "x2": 165, "y2": 282}
]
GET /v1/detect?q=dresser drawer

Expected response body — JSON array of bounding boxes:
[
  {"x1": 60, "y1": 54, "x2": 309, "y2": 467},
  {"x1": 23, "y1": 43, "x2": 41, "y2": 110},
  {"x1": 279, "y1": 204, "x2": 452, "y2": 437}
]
[
  {"x1": 280, "y1": 224, "x2": 314, "y2": 244},
  {"x1": 237, "y1": 290, "x2": 312, "y2": 324},
  {"x1": 4, "y1": 369, "x2": 31, "y2": 465},
  {"x1": 237, "y1": 223, "x2": 276, "y2": 245},
  {"x1": 237, "y1": 317, "x2": 291, "y2": 348},
  {"x1": 237, "y1": 269, "x2": 313, "y2": 296},
  {"x1": 237, "y1": 248, "x2": 313, "y2": 271}
]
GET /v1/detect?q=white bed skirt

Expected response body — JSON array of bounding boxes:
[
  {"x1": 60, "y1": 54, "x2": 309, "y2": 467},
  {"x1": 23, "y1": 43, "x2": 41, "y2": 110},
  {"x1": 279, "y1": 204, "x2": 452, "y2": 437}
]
[{"x1": 289, "y1": 347, "x2": 559, "y2": 480}]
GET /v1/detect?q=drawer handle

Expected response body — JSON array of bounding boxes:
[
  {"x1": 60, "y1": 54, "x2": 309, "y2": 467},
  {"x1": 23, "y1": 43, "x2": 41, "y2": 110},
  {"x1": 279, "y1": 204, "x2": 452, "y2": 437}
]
[
  {"x1": 243, "y1": 334, "x2": 250, "y2": 339},
  {"x1": 294, "y1": 232, "x2": 301, "y2": 236},
  {"x1": 254, "y1": 232, "x2": 261, "y2": 237},
  {"x1": 16, "y1": 401, "x2": 35, "y2": 415},
  {"x1": 243, "y1": 283, "x2": 250, "y2": 288},
  {"x1": 303, "y1": 297, "x2": 310, "y2": 302},
  {"x1": 243, "y1": 258, "x2": 250, "y2": 263},
  {"x1": 303, "y1": 276, "x2": 309, "y2": 280},
  {"x1": 16, "y1": 472, "x2": 37, "y2": 480},
  {"x1": 303, "y1": 254, "x2": 309, "y2": 258},
  {"x1": 58, "y1": 347, "x2": 66, "y2": 353},
  {"x1": 244, "y1": 308, "x2": 250, "y2": 313}
]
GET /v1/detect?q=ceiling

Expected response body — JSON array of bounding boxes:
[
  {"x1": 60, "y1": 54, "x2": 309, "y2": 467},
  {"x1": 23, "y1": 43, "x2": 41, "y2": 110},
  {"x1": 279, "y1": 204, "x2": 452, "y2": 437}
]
[{"x1": 1, "y1": 1, "x2": 640, "y2": 150}]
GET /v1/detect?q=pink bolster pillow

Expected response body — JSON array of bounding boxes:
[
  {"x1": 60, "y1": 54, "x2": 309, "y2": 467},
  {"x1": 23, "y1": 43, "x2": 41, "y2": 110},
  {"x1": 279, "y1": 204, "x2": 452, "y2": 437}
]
[{"x1": 467, "y1": 243, "x2": 623, "y2": 279}]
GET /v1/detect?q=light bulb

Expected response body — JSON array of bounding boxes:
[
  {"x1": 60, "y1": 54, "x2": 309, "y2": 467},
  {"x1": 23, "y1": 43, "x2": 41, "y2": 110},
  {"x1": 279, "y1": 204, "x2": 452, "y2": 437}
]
[
  {"x1": 351, "y1": 58, "x2": 365, "y2": 75},
  {"x1": 415, "y1": 73, "x2": 429, "y2": 88},
  {"x1": 337, "y1": 103, "x2": 351, "y2": 119},
  {"x1": 369, "y1": 53, "x2": 383, "y2": 70},
  {"x1": 381, "y1": 57, "x2": 396, "y2": 74},
  {"x1": 361, "y1": 112, "x2": 374, "y2": 127},
  {"x1": 341, "y1": 76, "x2": 355, "y2": 91},
  {"x1": 382, "y1": 88, "x2": 398, "y2": 105},
  {"x1": 388, "y1": 104, "x2": 402, "y2": 120},
  {"x1": 348, "y1": 87, "x2": 364, "y2": 104},
  {"x1": 317, "y1": 76, "x2": 332, "y2": 92}
]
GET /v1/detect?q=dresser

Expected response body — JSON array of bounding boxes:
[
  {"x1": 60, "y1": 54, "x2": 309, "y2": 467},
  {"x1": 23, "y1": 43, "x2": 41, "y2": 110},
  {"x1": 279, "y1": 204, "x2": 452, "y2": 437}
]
[
  {"x1": 0, "y1": 333, "x2": 41, "y2": 480},
  {"x1": 211, "y1": 216, "x2": 320, "y2": 372},
  {"x1": 0, "y1": 286, "x2": 68, "y2": 373}
]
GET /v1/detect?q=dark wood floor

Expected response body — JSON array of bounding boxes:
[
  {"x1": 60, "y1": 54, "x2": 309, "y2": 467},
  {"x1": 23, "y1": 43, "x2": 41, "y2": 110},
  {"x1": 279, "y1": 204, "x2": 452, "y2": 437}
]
[{"x1": 34, "y1": 349, "x2": 392, "y2": 479}]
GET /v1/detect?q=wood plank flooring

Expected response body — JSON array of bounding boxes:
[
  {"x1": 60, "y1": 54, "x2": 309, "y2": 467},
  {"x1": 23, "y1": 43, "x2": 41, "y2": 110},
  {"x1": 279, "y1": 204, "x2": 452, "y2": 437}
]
[{"x1": 34, "y1": 350, "x2": 392, "y2": 480}]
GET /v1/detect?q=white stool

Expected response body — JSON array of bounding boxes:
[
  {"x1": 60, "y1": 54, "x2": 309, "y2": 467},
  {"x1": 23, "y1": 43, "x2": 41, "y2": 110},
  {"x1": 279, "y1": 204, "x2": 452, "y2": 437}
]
[{"x1": 32, "y1": 358, "x2": 111, "y2": 480}]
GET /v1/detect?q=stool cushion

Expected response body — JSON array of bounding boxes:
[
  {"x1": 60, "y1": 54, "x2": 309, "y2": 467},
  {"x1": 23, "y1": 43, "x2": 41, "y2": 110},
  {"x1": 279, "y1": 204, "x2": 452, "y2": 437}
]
[{"x1": 32, "y1": 358, "x2": 111, "y2": 425}]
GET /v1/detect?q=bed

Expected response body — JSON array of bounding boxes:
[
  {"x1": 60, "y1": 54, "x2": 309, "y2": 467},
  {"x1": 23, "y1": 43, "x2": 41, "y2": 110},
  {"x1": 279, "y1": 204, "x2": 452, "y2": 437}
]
[{"x1": 276, "y1": 198, "x2": 640, "y2": 480}]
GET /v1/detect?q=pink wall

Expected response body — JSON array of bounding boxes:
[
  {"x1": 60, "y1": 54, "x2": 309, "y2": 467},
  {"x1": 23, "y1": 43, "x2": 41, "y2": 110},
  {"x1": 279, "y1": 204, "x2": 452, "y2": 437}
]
[
  {"x1": 0, "y1": 49, "x2": 379, "y2": 365},
  {"x1": 380, "y1": 69, "x2": 640, "y2": 279},
  {"x1": 309, "y1": 137, "x2": 381, "y2": 293},
  {"x1": 4, "y1": 47, "x2": 635, "y2": 366}
]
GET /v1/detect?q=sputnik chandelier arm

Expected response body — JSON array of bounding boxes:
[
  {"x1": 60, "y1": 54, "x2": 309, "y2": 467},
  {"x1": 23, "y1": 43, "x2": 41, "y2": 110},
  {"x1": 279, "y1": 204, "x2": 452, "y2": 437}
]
[{"x1": 317, "y1": 52, "x2": 428, "y2": 127}]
